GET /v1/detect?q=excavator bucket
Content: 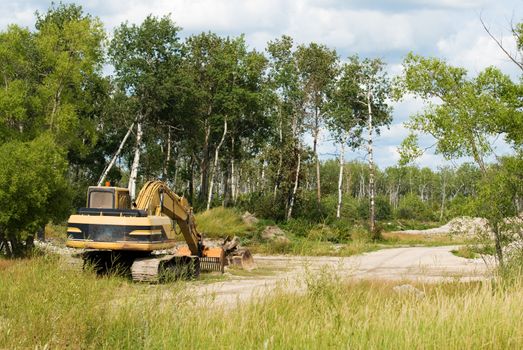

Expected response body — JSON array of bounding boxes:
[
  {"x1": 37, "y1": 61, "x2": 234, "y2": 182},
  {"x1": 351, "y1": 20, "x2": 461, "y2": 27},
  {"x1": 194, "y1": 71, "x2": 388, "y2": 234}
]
[
  {"x1": 201, "y1": 247, "x2": 225, "y2": 273},
  {"x1": 226, "y1": 248, "x2": 255, "y2": 270},
  {"x1": 176, "y1": 237, "x2": 254, "y2": 273},
  {"x1": 221, "y1": 236, "x2": 255, "y2": 270}
]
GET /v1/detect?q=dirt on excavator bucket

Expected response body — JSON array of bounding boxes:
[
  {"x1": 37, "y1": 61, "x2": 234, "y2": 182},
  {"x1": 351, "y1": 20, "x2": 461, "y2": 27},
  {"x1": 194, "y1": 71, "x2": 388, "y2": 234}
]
[{"x1": 226, "y1": 248, "x2": 255, "y2": 270}]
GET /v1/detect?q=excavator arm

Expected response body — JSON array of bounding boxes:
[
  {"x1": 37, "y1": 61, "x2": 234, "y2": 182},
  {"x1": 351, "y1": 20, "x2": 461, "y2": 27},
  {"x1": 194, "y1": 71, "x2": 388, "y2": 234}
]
[
  {"x1": 135, "y1": 180, "x2": 202, "y2": 256},
  {"x1": 134, "y1": 180, "x2": 254, "y2": 273}
]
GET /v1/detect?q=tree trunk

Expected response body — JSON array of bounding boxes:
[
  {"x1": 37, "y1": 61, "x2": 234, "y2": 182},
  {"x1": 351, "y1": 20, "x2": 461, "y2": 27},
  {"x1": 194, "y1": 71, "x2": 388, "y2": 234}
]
[
  {"x1": 207, "y1": 118, "x2": 228, "y2": 211},
  {"x1": 273, "y1": 114, "x2": 283, "y2": 200},
  {"x1": 336, "y1": 140, "x2": 345, "y2": 219},
  {"x1": 287, "y1": 146, "x2": 301, "y2": 221},
  {"x1": 260, "y1": 159, "x2": 266, "y2": 191},
  {"x1": 367, "y1": 89, "x2": 376, "y2": 236},
  {"x1": 199, "y1": 119, "x2": 211, "y2": 202},
  {"x1": 230, "y1": 137, "x2": 236, "y2": 204},
  {"x1": 98, "y1": 122, "x2": 135, "y2": 186},
  {"x1": 440, "y1": 174, "x2": 446, "y2": 221},
  {"x1": 162, "y1": 126, "x2": 172, "y2": 180},
  {"x1": 188, "y1": 155, "x2": 195, "y2": 205},
  {"x1": 49, "y1": 84, "x2": 63, "y2": 130},
  {"x1": 236, "y1": 167, "x2": 243, "y2": 201},
  {"x1": 171, "y1": 144, "x2": 178, "y2": 190},
  {"x1": 493, "y1": 222, "x2": 504, "y2": 268},
  {"x1": 128, "y1": 121, "x2": 143, "y2": 200},
  {"x1": 313, "y1": 107, "x2": 321, "y2": 206}
]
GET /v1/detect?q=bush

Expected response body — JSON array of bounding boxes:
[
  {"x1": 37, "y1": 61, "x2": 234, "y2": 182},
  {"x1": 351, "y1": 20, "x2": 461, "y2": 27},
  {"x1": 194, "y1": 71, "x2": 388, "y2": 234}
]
[
  {"x1": 357, "y1": 196, "x2": 392, "y2": 221},
  {"x1": 0, "y1": 135, "x2": 71, "y2": 256},
  {"x1": 236, "y1": 192, "x2": 287, "y2": 222},
  {"x1": 396, "y1": 194, "x2": 431, "y2": 220}
]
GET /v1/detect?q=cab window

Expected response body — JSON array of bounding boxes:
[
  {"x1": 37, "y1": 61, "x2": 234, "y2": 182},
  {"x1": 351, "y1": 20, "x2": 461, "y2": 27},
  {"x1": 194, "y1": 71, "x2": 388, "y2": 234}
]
[{"x1": 89, "y1": 191, "x2": 114, "y2": 209}]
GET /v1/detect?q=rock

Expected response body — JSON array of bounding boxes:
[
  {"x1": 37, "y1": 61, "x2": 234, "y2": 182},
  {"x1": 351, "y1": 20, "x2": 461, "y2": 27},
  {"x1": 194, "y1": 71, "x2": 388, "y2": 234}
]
[
  {"x1": 261, "y1": 226, "x2": 287, "y2": 241},
  {"x1": 274, "y1": 235, "x2": 291, "y2": 244},
  {"x1": 242, "y1": 211, "x2": 259, "y2": 225},
  {"x1": 503, "y1": 240, "x2": 523, "y2": 259},
  {"x1": 393, "y1": 284, "x2": 425, "y2": 299}
]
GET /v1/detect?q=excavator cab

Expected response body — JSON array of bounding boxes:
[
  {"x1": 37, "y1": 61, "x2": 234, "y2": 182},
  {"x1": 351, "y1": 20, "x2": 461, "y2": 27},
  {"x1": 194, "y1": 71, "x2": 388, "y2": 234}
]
[{"x1": 87, "y1": 186, "x2": 131, "y2": 210}]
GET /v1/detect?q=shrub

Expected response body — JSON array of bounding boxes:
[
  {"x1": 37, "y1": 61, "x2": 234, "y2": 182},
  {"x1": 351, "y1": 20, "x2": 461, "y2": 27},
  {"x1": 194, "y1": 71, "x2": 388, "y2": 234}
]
[
  {"x1": 0, "y1": 135, "x2": 71, "y2": 256},
  {"x1": 396, "y1": 193, "x2": 430, "y2": 220},
  {"x1": 357, "y1": 196, "x2": 392, "y2": 221}
]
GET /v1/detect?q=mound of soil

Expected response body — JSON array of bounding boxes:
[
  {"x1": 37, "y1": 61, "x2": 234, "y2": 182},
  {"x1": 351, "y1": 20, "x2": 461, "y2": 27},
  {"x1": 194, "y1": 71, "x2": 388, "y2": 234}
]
[{"x1": 397, "y1": 217, "x2": 491, "y2": 237}]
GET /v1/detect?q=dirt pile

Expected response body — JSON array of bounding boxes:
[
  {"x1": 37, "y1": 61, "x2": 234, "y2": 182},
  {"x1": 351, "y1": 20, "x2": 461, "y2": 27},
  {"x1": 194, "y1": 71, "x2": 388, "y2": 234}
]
[{"x1": 397, "y1": 217, "x2": 490, "y2": 237}]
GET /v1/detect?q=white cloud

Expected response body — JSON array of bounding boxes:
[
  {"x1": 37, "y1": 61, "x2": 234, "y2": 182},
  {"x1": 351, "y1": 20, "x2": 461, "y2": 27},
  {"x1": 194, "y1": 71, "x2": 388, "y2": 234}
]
[{"x1": 436, "y1": 19, "x2": 520, "y2": 78}]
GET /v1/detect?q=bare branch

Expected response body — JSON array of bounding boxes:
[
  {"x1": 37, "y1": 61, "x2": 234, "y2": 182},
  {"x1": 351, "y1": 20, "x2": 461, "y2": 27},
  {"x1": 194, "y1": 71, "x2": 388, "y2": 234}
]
[{"x1": 480, "y1": 16, "x2": 523, "y2": 72}]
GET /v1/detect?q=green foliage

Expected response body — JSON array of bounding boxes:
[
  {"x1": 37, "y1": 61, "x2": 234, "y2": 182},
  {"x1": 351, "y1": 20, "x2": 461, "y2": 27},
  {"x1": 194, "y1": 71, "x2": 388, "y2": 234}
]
[
  {"x1": 358, "y1": 196, "x2": 392, "y2": 221},
  {"x1": 0, "y1": 135, "x2": 71, "y2": 255},
  {"x1": 399, "y1": 53, "x2": 518, "y2": 170},
  {"x1": 396, "y1": 193, "x2": 431, "y2": 220},
  {"x1": 0, "y1": 3, "x2": 521, "y2": 255},
  {"x1": 398, "y1": 133, "x2": 423, "y2": 166}
]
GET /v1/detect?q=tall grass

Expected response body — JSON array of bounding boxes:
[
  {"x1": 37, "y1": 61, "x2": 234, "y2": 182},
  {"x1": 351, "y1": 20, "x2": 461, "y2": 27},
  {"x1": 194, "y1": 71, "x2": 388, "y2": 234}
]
[
  {"x1": 194, "y1": 207, "x2": 252, "y2": 238},
  {"x1": 1, "y1": 256, "x2": 523, "y2": 349}
]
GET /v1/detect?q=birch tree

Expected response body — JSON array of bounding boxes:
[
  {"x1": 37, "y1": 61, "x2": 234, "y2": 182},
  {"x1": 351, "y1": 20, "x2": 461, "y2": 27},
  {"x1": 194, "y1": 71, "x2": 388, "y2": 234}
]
[
  {"x1": 266, "y1": 36, "x2": 307, "y2": 219},
  {"x1": 296, "y1": 43, "x2": 338, "y2": 206},
  {"x1": 347, "y1": 56, "x2": 393, "y2": 235},
  {"x1": 398, "y1": 53, "x2": 520, "y2": 263},
  {"x1": 109, "y1": 15, "x2": 182, "y2": 199}
]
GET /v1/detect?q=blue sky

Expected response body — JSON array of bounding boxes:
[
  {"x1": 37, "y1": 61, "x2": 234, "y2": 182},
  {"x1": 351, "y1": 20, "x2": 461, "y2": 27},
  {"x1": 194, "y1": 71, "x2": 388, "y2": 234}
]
[{"x1": 1, "y1": 0, "x2": 521, "y2": 169}]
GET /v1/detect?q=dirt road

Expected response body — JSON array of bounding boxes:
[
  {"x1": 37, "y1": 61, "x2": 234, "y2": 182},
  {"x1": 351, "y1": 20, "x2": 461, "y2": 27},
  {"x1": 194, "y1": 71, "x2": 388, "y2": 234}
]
[{"x1": 194, "y1": 246, "x2": 491, "y2": 305}]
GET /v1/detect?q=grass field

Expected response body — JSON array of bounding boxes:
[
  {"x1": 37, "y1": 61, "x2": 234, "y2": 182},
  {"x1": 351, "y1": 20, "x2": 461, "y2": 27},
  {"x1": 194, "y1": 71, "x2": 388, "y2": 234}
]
[{"x1": 1, "y1": 255, "x2": 521, "y2": 349}]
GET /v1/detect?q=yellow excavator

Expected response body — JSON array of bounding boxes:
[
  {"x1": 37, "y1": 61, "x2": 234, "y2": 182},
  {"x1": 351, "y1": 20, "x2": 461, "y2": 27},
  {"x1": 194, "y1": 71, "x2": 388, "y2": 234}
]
[{"x1": 66, "y1": 180, "x2": 253, "y2": 282}]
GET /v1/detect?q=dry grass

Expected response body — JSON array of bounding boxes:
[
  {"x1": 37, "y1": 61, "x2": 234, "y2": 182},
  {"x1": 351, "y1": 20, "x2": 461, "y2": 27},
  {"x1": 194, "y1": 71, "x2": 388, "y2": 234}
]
[
  {"x1": 1, "y1": 256, "x2": 523, "y2": 348},
  {"x1": 0, "y1": 259, "x2": 18, "y2": 271}
]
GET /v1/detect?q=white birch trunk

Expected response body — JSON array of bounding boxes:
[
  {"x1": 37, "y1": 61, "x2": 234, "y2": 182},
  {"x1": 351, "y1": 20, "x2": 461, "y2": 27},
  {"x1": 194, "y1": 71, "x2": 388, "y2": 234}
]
[
  {"x1": 207, "y1": 118, "x2": 228, "y2": 211},
  {"x1": 336, "y1": 140, "x2": 345, "y2": 219},
  {"x1": 366, "y1": 89, "x2": 376, "y2": 233},
  {"x1": 260, "y1": 159, "x2": 266, "y2": 190},
  {"x1": 440, "y1": 175, "x2": 446, "y2": 221},
  {"x1": 98, "y1": 122, "x2": 135, "y2": 186},
  {"x1": 287, "y1": 148, "x2": 301, "y2": 220},
  {"x1": 273, "y1": 115, "x2": 283, "y2": 200},
  {"x1": 236, "y1": 167, "x2": 243, "y2": 201},
  {"x1": 128, "y1": 122, "x2": 143, "y2": 200},
  {"x1": 231, "y1": 137, "x2": 236, "y2": 203},
  {"x1": 162, "y1": 126, "x2": 172, "y2": 180}
]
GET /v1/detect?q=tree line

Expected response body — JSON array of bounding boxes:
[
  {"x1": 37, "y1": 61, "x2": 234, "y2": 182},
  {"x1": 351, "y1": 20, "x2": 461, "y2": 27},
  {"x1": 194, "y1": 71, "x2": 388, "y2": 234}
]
[{"x1": 0, "y1": 3, "x2": 521, "y2": 258}]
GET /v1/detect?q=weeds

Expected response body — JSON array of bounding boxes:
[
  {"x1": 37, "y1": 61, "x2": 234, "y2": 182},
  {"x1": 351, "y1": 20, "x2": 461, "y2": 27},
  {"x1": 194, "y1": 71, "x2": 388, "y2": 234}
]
[
  {"x1": 2, "y1": 255, "x2": 523, "y2": 348},
  {"x1": 194, "y1": 207, "x2": 253, "y2": 238}
]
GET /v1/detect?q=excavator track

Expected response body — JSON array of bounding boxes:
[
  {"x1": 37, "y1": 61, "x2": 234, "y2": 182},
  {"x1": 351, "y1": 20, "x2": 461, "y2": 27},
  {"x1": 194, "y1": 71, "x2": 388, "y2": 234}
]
[{"x1": 131, "y1": 255, "x2": 201, "y2": 282}]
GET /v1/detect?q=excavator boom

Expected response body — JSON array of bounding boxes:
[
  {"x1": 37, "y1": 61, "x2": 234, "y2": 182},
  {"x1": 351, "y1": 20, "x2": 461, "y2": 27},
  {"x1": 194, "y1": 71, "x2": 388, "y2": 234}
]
[{"x1": 135, "y1": 180, "x2": 201, "y2": 255}]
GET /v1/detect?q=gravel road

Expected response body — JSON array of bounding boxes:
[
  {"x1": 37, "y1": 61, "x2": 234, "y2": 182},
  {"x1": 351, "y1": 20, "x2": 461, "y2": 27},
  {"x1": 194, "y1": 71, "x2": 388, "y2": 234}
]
[{"x1": 194, "y1": 246, "x2": 491, "y2": 306}]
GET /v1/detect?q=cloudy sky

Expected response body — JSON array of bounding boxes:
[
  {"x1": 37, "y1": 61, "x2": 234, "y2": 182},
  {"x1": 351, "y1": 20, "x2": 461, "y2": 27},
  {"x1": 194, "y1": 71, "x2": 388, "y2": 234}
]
[{"x1": 2, "y1": 0, "x2": 521, "y2": 168}]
